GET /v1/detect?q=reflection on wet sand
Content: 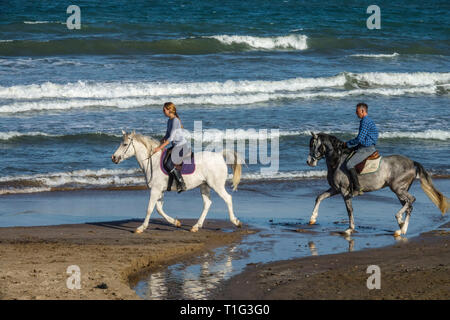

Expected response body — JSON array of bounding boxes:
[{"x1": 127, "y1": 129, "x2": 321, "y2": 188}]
[
  {"x1": 308, "y1": 236, "x2": 355, "y2": 256},
  {"x1": 135, "y1": 218, "x2": 412, "y2": 300},
  {"x1": 144, "y1": 245, "x2": 237, "y2": 300}
]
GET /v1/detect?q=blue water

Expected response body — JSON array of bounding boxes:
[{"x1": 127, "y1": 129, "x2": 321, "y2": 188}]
[{"x1": 0, "y1": 0, "x2": 449, "y2": 197}]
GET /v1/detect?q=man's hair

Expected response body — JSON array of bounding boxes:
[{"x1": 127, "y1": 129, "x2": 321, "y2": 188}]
[{"x1": 356, "y1": 102, "x2": 368, "y2": 112}]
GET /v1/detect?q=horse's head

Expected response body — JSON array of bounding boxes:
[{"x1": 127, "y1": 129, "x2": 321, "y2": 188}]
[
  {"x1": 307, "y1": 132, "x2": 326, "y2": 167},
  {"x1": 111, "y1": 130, "x2": 136, "y2": 164}
]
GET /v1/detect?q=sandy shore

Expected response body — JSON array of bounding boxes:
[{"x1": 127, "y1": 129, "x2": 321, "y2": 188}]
[
  {"x1": 0, "y1": 219, "x2": 251, "y2": 300},
  {"x1": 214, "y1": 222, "x2": 450, "y2": 300}
]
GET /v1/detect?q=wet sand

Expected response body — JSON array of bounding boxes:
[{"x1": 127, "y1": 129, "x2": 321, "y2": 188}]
[
  {"x1": 0, "y1": 219, "x2": 251, "y2": 300},
  {"x1": 213, "y1": 222, "x2": 450, "y2": 300}
]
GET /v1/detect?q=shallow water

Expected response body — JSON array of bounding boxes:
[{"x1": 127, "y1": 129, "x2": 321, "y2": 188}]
[{"x1": 130, "y1": 179, "x2": 449, "y2": 300}]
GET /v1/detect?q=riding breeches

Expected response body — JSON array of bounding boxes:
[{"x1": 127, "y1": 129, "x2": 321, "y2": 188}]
[
  {"x1": 346, "y1": 145, "x2": 376, "y2": 169},
  {"x1": 163, "y1": 143, "x2": 192, "y2": 172}
]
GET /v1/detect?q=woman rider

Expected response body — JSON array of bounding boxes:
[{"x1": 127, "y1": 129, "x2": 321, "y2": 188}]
[{"x1": 152, "y1": 102, "x2": 191, "y2": 193}]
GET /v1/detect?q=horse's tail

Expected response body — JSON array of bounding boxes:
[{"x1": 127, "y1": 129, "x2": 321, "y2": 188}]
[
  {"x1": 414, "y1": 161, "x2": 448, "y2": 215},
  {"x1": 222, "y1": 150, "x2": 242, "y2": 191}
]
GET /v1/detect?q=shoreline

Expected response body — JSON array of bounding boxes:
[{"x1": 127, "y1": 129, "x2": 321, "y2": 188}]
[
  {"x1": 1, "y1": 174, "x2": 449, "y2": 196},
  {"x1": 0, "y1": 215, "x2": 448, "y2": 300},
  {"x1": 212, "y1": 222, "x2": 450, "y2": 300},
  {"x1": 0, "y1": 219, "x2": 252, "y2": 300}
]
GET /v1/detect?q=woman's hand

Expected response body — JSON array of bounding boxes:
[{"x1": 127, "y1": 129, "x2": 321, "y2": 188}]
[{"x1": 154, "y1": 140, "x2": 169, "y2": 153}]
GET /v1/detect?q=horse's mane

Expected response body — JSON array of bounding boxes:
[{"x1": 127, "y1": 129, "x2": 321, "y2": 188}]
[
  {"x1": 317, "y1": 133, "x2": 350, "y2": 155},
  {"x1": 132, "y1": 133, "x2": 159, "y2": 151}
]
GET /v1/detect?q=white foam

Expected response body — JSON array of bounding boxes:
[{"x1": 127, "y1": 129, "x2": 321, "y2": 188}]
[
  {"x1": 380, "y1": 130, "x2": 450, "y2": 141},
  {"x1": 239, "y1": 170, "x2": 327, "y2": 180},
  {"x1": 23, "y1": 21, "x2": 62, "y2": 24},
  {"x1": 0, "y1": 167, "x2": 329, "y2": 195},
  {"x1": 0, "y1": 86, "x2": 439, "y2": 113},
  {"x1": 0, "y1": 75, "x2": 345, "y2": 100},
  {"x1": 0, "y1": 131, "x2": 55, "y2": 140},
  {"x1": 348, "y1": 72, "x2": 450, "y2": 87},
  {"x1": 351, "y1": 53, "x2": 399, "y2": 58},
  {"x1": 207, "y1": 34, "x2": 308, "y2": 50},
  {"x1": 0, "y1": 72, "x2": 447, "y2": 113}
]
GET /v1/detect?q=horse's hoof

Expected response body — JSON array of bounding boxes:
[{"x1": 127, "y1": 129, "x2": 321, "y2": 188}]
[
  {"x1": 190, "y1": 226, "x2": 199, "y2": 233},
  {"x1": 344, "y1": 228, "x2": 354, "y2": 236},
  {"x1": 309, "y1": 220, "x2": 316, "y2": 225},
  {"x1": 236, "y1": 221, "x2": 242, "y2": 228},
  {"x1": 135, "y1": 228, "x2": 143, "y2": 234},
  {"x1": 394, "y1": 230, "x2": 402, "y2": 237},
  {"x1": 175, "y1": 220, "x2": 181, "y2": 228}
]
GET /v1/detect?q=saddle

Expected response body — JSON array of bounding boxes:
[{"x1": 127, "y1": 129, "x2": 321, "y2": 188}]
[
  {"x1": 354, "y1": 150, "x2": 382, "y2": 174},
  {"x1": 160, "y1": 148, "x2": 196, "y2": 191}
]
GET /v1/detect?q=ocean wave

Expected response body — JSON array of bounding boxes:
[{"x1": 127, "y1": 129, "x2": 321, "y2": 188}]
[
  {"x1": 23, "y1": 21, "x2": 61, "y2": 25},
  {"x1": 0, "y1": 168, "x2": 142, "y2": 195},
  {"x1": 379, "y1": 130, "x2": 450, "y2": 141},
  {"x1": 350, "y1": 53, "x2": 399, "y2": 58},
  {"x1": 0, "y1": 34, "x2": 445, "y2": 56},
  {"x1": 1, "y1": 129, "x2": 448, "y2": 143},
  {"x1": 1, "y1": 72, "x2": 446, "y2": 100},
  {"x1": 0, "y1": 168, "x2": 328, "y2": 195},
  {"x1": 0, "y1": 131, "x2": 121, "y2": 142},
  {"x1": 0, "y1": 34, "x2": 308, "y2": 56},
  {"x1": 1, "y1": 166, "x2": 448, "y2": 195},
  {"x1": 206, "y1": 34, "x2": 308, "y2": 50},
  {"x1": 0, "y1": 72, "x2": 447, "y2": 113},
  {"x1": 0, "y1": 86, "x2": 440, "y2": 113}
]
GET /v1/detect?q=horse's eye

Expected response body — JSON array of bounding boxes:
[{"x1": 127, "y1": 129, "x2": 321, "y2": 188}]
[{"x1": 123, "y1": 143, "x2": 128, "y2": 146}]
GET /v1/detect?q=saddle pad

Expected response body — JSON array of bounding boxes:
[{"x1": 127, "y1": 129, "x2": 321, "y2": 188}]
[
  {"x1": 356, "y1": 156, "x2": 382, "y2": 174},
  {"x1": 160, "y1": 149, "x2": 196, "y2": 175}
]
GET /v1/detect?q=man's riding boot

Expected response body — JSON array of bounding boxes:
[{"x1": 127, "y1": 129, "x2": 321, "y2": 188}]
[
  {"x1": 349, "y1": 168, "x2": 363, "y2": 195},
  {"x1": 170, "y1": 168, "x2": 187, "y2": 193}
]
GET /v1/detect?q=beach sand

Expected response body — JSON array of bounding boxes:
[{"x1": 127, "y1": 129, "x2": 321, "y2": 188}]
[
  {"x1": 0, "y1": 219, "x2": 252, "y2": 300},
  {"x1": 213, "y1": 222, "x2": 450, "y2": 300},
  {"x1": 1, "y1": 215, "x2": 448, "y2": 300}
]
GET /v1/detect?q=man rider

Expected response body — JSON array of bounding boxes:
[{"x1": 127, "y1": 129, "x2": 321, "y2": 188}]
[{"x1": 344, "y1": 102, "x2": 378, "y2": 195}]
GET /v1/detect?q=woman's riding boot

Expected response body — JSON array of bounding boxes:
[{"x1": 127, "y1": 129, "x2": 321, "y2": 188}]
[
  {"x1": 349, "y1": 168, "x2": 363, "y2": 195},
  {"x1": 170, "y1": 168, "x2": 187, "y2": 193}
]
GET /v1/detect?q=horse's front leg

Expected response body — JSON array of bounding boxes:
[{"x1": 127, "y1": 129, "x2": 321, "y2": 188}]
[
  {"x1": 343, "y1": 195, "x2": 356, "y2": 236},
  {"x1": 136, "y1": 188, "x2": 162, "y2": 234},
  {"x1": 156, "y1": 193, "x2": 181, "y2": 227},
  {"x1": 309, "y1": 188, "x2": 338, "y2": 225}
]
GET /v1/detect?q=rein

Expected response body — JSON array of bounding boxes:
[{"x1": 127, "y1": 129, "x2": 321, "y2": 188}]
[{"x1": 127, "y1": 137, "x2": 155, "y2": 187}]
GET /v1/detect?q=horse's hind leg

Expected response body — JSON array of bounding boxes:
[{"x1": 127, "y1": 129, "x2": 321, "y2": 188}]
[
  {"x1": 393, "y1": 189, "x2": 416, "y2": 236},
  {"x1": 156, "y1": 193, "x2": 181, "y2": 227},
  {"x1": 213, "y1": 184, "x2": 241, "y2": 228},
  {"x1": 191, "y1": 184, "x2": 212, "y2": 232},
  {"x1": 309, "y1": 188, "x2": 338, "y2": 225},
  {"x1": 394, "y1": 190, "x2": 416, "y2": 237}
]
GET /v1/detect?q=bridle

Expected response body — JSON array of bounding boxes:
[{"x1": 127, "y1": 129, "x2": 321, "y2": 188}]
[
  {"x1": 122, "y1": 136, "x2": 155, "y2": 187},
  {"x1": 309, "y1": 138, "x2": 326, "y2": 162}
]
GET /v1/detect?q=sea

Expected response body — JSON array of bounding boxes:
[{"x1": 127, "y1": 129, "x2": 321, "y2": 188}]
[
  {"x1": 0, "y1": 0, "x2": 449, "y2": 220},
  {"x1": 1, "y1": 0, "x2": 449, "y2": 300}
]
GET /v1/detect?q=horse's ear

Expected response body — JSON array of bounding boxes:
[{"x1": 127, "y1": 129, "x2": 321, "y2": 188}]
[
  {"x1": 121, "y1": 129, "x2": 126, "y2": 136},
  {"x1": 311, "y1": 131, "x2": 317, "y2": 138}
]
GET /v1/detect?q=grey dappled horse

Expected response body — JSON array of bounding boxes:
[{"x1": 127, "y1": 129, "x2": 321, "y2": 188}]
[{"x1": 307, "y1": 132, "x2": 448, "y2": 237}]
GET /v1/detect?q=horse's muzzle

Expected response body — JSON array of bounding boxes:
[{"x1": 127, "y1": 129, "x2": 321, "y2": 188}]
[
  {"x1": 111, "y1": 155, "x2": 120, "y2": 164},
  {"x1": 306, "y1": 155, "x2": 318, "y2": 167}
]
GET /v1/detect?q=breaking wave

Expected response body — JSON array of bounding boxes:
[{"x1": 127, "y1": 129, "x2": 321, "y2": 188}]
[{"x1": 0, "y1": 72, "x2": 448, "y2": 113}]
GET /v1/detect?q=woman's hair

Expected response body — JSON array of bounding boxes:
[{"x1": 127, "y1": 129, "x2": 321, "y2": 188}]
[{"x1": 163, "y1": 102, "x2": 183, "y2": 128}]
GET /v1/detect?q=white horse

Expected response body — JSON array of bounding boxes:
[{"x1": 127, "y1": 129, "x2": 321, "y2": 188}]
[{"x1": 111, "y1": 130, "x2": 243, "y2": 233}]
